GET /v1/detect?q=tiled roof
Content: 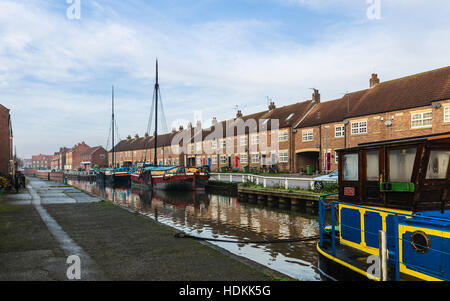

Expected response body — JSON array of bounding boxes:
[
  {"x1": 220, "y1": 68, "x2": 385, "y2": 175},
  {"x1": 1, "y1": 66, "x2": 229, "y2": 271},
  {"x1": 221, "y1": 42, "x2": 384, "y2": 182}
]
[
  {"x1": 299, "y1": 66, "x2": 450, "y2": 128},
  {"x1": 81, "y1": 146, "x2": 106, "y2": 157},
  {"x1": 202, "y1": 99, "x2": 315, "y2": 141}
]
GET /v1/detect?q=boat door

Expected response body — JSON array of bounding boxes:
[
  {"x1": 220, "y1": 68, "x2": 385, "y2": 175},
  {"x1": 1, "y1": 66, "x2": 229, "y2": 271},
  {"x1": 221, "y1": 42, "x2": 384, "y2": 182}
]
[{"x1": 363, "y1": 149, "x2": 382, "y2": 204}]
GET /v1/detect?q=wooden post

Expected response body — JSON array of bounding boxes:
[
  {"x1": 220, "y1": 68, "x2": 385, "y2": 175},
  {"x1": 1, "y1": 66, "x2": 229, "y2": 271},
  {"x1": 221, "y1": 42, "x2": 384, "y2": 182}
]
[{"x1": 379, "y1": 230, "x2": 388, "y2": 281}]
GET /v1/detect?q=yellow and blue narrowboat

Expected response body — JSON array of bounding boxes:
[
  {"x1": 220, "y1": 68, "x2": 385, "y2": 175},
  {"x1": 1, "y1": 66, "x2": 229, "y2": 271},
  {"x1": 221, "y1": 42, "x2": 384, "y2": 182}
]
[{"x1": 317, "y1": 132, "x2": 450, "y2": 281}]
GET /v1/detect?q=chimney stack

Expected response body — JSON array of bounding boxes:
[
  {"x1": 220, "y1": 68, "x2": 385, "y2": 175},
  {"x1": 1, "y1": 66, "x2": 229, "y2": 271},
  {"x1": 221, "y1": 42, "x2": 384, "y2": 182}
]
[
  {"x1": 196, "y1": 120, "x2": 202, "y2": 128},
  {"x1": 268, "y1": 101, "x2": 276, "y2": 110},
  {"x1": 236, "y1": 110, "x2": 243, "y2": 118},
  {"x1": 312, "y1": 89, "x2": 320, "y2": 103},
  {"x1": 211, "y1": 117, "x2": 217, "y2": 126},
  {"x1": 179, "y1": 125, "x2": 184, "y2": 131},
  {"x1": 370, "y1": 73, "x2": 380, "y2": 88}
]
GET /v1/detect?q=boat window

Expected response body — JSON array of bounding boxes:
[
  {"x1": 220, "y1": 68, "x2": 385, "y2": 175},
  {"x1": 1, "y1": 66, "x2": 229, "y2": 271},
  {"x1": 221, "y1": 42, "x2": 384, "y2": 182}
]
[
  {"x1": 389, "y1": 148, "x2": 416, "y2": 182},
  {"x1": 426, "y1": 150, "x2": 450, "y2": 180},
  {"x1": 343, "y1": 153, "x2": 358, "y2": 181},
  {"x1": 366, "y1": 150, "x2": 379, "y2": 181}
]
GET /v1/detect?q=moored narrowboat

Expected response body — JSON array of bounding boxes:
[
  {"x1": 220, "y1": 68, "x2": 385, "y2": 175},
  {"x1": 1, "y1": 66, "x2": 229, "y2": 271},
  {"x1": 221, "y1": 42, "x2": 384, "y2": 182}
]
[
  {"x1": 130, "y1": 164, "x2": 210, "y2": 191},
  {"x1": 317, "y1": 132, "x2": 450, "y2": 281}
]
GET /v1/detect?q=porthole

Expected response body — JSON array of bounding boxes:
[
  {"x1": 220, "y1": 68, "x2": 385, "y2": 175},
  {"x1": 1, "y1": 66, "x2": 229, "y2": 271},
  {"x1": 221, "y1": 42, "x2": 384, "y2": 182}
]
[{"x1": 410, "y1": 231, "x2": 430, "y2": 254}]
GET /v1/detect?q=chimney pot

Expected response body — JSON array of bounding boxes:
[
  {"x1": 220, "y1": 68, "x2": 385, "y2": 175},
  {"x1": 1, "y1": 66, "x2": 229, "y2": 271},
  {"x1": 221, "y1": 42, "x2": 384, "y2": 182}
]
[
  {"x1": 236, "y1": 110, "x2": 243, "y2": 118},
  {"x1": 312, "y1": 89, "x2": 320, "y2": 103},
  {"x1": 370, "y1": 73, "x2": 380, "y2": 87},
  {"x1": 268, "y1": 101, "x2": 276, "y2": 110}
]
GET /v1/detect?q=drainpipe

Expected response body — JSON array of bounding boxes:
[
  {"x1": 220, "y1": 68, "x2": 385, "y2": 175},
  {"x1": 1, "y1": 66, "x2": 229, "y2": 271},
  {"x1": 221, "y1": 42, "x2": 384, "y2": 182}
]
[{"x1": 318, "y1": 125, "x2": 322, "y2": 173}]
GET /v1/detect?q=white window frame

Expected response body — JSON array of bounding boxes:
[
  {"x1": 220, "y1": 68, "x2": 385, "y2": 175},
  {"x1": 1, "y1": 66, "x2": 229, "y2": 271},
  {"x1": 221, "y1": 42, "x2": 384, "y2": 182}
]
[
  {"x1": 251, "y1": 135, "x2": 259, "y2": 145},
  {"x1": 211, "y1": 140, "x2": 217, "y2": 150},
  {"x1": 240, "y1": 154, "x2": 248, "y2": 164},
  {"x1": 335, "y1": 151, "x2": 339, "y2": 164},
  {"x1": 444, "y1": 106, "x2": 450, "y2": 123},
  {"x1": 302, "y1": 129, "x2": 314, "y2": 142},
  {"x1": 212, "y1": 156, "x2": 218, "y2": 165},
  {"x1": 351, "y1": 121, "x2": 368, "y2": 135},
  {"x1": 278, "y1": 131, "x2": 288, "y2": 142},
  {"x1": 411, "y1": 111, "x2": 432, "y2": 128},
  {"x1": 335, "y1": 125, "x2": 345, "y2": 138},
  {"x1": 220, "y1": 155, "x2": 227, "y2": 164},
  {"x1": 221, "y1": 139, "x2": 226, "y2": 148},
  {"x1": 278, "y1": 151, "x2": 289, "y2": 163},
  {"x1": 251, "y1": 153, "x2": 260, "y2": 164},
  {"x1": 239, "y1": 136, "x2": 247, "y2": 146}
]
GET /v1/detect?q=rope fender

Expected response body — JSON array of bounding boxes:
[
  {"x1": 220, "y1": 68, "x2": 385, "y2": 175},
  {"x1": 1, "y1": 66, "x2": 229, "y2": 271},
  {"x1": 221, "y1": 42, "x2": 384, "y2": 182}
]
[{"x1": 174, "y1": 232, "x2": 320, "y2": 244}]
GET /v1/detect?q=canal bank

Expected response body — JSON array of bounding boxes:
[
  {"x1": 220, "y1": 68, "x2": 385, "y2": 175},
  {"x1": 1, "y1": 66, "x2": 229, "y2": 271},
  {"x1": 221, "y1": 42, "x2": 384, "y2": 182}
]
[
  {"x1": 0, "y1": 177, "x2": 291, "y2": 281},
  {"x1": 66, "y1": 179, "x2": 323, "y2": 280}
]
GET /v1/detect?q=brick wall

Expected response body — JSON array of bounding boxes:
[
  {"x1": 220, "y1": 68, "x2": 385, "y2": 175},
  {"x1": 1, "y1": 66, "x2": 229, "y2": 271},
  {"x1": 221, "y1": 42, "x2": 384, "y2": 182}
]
[
  {"x1": 0, "y1": 105, "x2": 11, "y2": 175},
  {"x1": 295, "y1": 99, "x2": 450, "y2": 173}
]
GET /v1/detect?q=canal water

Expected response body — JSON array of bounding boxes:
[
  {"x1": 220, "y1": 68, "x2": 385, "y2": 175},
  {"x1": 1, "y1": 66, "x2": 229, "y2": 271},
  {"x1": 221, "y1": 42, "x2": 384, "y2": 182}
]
[{"x1": 67, "y1": 179, "x2": 323, "y2": 281}]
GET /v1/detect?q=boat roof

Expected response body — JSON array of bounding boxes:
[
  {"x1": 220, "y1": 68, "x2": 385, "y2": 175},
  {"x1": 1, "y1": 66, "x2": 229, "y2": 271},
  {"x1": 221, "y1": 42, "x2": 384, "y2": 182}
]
[
  {"x1": 337, "y1": 131, "x2": 450, "y2": 152},
  {"x1": 144, "y1": 166, "x2": 180, "y2": 171}
]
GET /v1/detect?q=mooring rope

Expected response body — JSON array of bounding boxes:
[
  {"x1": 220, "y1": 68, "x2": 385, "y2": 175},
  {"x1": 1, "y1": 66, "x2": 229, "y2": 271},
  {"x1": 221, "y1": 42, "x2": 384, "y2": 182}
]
[{"x1": 174, "y1": 232, "x2": 320, "y2": 244}]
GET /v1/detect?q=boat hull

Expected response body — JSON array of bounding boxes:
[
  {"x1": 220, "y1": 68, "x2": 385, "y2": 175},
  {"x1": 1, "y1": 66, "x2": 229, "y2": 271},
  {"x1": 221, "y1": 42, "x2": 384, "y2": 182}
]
[
  {"x1": 97, "y1": 172, "x2": 130, "y2": 186},
  {"x1": 131, "y1": 172, "x2": 209, "y2": 191}
]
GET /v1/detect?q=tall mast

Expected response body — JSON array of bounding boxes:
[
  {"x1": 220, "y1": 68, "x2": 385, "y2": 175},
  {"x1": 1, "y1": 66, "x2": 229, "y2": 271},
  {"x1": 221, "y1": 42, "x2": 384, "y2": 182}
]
[
  {"x1": 112, "y1": 85, "x2": 115, "y2": 168},
  {"x1": 154, "y1": 59, "x2": 159, "y2": 166}
]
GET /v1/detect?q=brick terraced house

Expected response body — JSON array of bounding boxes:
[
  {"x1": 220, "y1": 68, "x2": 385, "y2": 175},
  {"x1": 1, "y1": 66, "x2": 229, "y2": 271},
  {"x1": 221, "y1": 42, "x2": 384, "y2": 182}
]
[
  {"x1": 80, "y1": 146, "x2": 108, "y2": 170},
  {"x1": 0, "y1": 104, "x2": 13, "y2": 176},
  {"x1": 64, "y1": 142, "x2": 90, "y2": 171},
  {"x1": 295, "y1": 66, "x2": 450, "y2": 173},
  {"x1": 107, "y1": 66, "x2": 450, "y2": 174},
  {"x1": 31, "y1": 154, "x2": 54, "y2": 170}
]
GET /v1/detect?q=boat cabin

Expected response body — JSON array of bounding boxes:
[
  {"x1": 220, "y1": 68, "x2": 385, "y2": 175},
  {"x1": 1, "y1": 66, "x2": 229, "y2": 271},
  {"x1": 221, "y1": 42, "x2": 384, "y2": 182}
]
[{"x1": 337, "y1": 132, "x2": 450, "y2": 212}]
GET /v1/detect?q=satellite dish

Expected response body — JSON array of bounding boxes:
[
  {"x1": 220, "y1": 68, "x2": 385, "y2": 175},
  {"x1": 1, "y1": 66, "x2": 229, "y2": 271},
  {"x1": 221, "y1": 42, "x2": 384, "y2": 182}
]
[{"x1": 432, "y1": 103, "x2": 442, "y2": 109}]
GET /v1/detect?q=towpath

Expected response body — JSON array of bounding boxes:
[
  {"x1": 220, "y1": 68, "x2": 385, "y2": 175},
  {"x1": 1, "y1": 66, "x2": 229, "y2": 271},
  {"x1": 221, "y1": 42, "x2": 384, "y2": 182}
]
[{"x1": 0, "y1": 177, "x2": 289, "y2": 281}]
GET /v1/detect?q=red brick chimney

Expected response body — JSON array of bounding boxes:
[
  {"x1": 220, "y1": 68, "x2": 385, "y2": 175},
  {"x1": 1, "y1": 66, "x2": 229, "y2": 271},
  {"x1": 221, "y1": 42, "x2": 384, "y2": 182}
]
[
  {"x1": 312, "y1": 89, "x2": 320, "y2": 103},
  {"x1": 370, "y1": 73, "x2": 380, "y2": 88}
]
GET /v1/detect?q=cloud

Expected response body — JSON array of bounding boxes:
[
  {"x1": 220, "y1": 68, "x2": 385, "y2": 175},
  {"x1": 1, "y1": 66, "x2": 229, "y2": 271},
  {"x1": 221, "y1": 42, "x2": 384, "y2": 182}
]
[{"x1": 1, "y1": 0, "x2": 449, "y2": 157}]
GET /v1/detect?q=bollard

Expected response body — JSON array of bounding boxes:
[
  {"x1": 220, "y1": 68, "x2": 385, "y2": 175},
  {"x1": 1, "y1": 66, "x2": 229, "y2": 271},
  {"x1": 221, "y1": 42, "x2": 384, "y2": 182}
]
[{"x1": 379, "y1": 230, "x2": 388, "y2": 281}]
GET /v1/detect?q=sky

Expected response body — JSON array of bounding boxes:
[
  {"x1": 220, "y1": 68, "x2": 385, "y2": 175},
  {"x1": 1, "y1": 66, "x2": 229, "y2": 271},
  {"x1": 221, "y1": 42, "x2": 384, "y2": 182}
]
[{"x1": 1, "y1": 0, "x2": 449, "y2": 157}]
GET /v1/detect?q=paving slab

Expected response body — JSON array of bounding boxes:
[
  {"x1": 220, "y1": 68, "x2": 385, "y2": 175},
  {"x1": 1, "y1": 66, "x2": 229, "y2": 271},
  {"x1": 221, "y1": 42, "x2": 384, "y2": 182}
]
[{"x1": 0, "y1": 177, "x2": 288, "y2": 281}]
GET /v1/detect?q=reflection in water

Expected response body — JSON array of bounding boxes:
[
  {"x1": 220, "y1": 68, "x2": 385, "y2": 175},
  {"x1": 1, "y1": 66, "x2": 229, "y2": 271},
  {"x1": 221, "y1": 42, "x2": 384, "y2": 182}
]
[{"x1": 68, "y1": 179, "x2": 322, "y2": 281}]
